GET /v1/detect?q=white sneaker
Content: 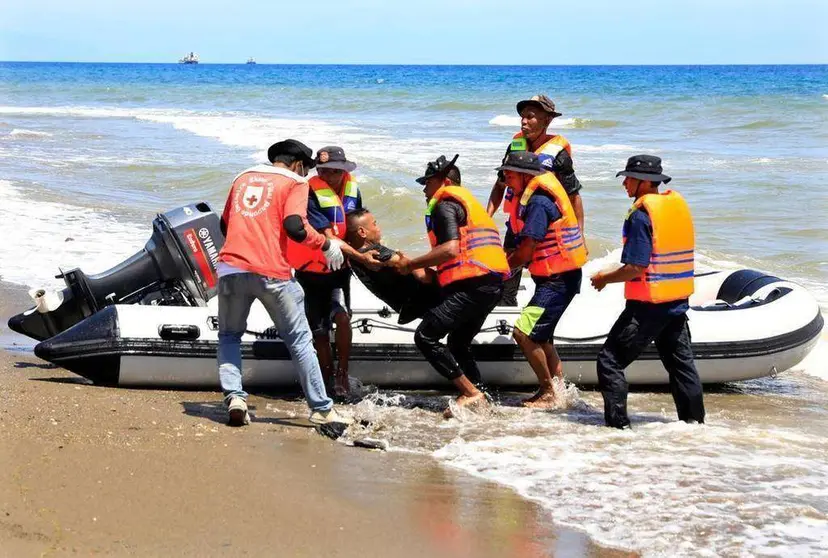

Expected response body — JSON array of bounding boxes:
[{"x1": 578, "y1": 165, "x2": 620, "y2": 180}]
[
  {"x1": 309, "y1": 408, "x2": 353, "y2": 426},
  {"x1": 227, "y1": 396, "x2": 250, "y2": 426}
]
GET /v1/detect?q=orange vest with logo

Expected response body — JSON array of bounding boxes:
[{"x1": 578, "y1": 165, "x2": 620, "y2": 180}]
[
  {"x1": 426, "y1": 185, "x2": 509, "y2": 287},
  {"x1": 503, "y1": 132, "x2": 572, "y2": 218},
  {"x1": 624, "y1": 190, "x2": 695, "y2": 303},
  {"x1": 509, "y1": 173, "x2": 587, "y2": 276},
  {"x1": 286, "y1": 174, "x2": 359, "y2": 274}
]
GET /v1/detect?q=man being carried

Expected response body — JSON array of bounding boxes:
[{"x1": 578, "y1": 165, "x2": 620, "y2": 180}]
[
  {"x1": 345, "y1": 208, "x2": 442, "y2": 324},
  {"x1": 591, "y1": 155, "x2": 705, "y2": 429},
  {"x1": 217, "y1": 139, "x2": 350, "y2": 427},
  {"x1": 287, "y1": 146, "x2": 374, "y2": 397},
  {"x1": 487, "y1": 95, "x2": 585, "y2": 306},
  {"x1": 496, "y1": 151, "x2": 587, "y2": 407},
  {"x1": 392, "y1": 155, "x2": 509, "y2": 416}
]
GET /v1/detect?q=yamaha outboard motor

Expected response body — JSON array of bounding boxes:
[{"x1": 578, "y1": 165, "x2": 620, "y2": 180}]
[{"x1": 8, "y1": 202, "x2": 224, "y2": 341}]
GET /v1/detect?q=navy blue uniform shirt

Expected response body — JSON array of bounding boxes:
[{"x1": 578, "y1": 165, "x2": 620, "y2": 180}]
[{"x1": 516, "y1": 191, "x2": 562, "y2": 242}]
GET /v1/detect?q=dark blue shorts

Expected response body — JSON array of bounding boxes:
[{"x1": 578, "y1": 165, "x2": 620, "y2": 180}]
[{"x1": 514, "y1": 270, "x2": 582, "y2": 343}]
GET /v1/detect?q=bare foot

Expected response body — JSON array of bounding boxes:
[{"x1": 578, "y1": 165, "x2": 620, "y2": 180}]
[
  {"x1": 521, "y1": 390, "x2": 561, "y2": 409},
  {"x1": 521, "y1": 390, "x2": 544, "y2": 405},
  {"x1": 443, "y1": 392, "x2": 487, "y2": 419}
]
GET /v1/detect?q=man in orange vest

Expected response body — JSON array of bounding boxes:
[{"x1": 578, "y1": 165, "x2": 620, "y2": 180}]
[
  {"x1": 217, "y1": 139, "x2": 350, "y2": 427},
  {"x1": 591, "y1": 155, "x2": 705, "y2": 429},
  {"x1": 487, "y1": 95, "x2": 585, "y2": 307},
  {"x1": 393, "y1": 155, "x2": 509, "y2": 417},
  {"x1": 496, "y1": 151, "x2": 586, "y2": 408},
  {"x1": 288, "y1": 146, "x2": 376, "y2": 398}
]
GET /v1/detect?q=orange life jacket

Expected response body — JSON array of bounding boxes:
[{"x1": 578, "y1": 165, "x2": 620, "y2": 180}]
[
  {"x1": 503, "y1": 132, "x2": 572, "y2": 218},
  {"x1": 425, "y1": 185, "x2": 509, "y2": 287},
  {"x1": 509, "y1": 172, "x2": 587, "y2": 276},
  {"x1": 624, "y1": 190, "x2": 695, "y2": 303},
  {"x1": 286, "y1": 174, "x2": 359, "y2": 274}
]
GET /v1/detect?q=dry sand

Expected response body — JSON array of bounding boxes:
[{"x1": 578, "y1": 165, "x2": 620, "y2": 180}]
[{"x1": 0, "y1": 283, "x2": 632, "y2": 557}]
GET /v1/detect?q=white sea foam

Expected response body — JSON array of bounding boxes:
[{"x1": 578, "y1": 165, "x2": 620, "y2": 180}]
[
  {"x1": 488, "y1": 114, "x2": 520, "y2": 127},
  {"x1": 0, "y1": 180, "x2": 146, "y2": 290},
  {"x1": 346, "y1": 385, "x2": 828, "y2": 558},
  {"x1": 8, "y1": 128, "x2": 53, "y2": 138},
  {"x1": 433, "y1": 420, "x2": 828, "y2": 557},
  {"x1": 574, "y1": 143, "x2": 637, "y2": 153},
  {"x1": 488, "y1": 115, "x2": 589, "y2": 129},
  {"x1": 0, "y1": 105, "x2": 193, "y2": 120}
]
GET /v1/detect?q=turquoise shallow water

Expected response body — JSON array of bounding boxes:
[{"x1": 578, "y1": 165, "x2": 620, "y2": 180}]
[{"x1": 1, "y1": 63, "x2": 827, "y2": 557}]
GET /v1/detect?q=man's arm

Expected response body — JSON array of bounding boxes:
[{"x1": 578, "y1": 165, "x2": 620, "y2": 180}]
[
  {"x1": 487, "y1": 179, "x2": 506, "y2": 217},
  {"x1": 548, "y1": 150, "x2": 584, "y2": 234},
  {"x1": 590, "y1": 264, "x2": 646, "y2": 291},
  {"x1": 220, "y1": 192, "x2": 232, "y2": 237},
  {"x1": 332, "y1": 229, "x2": 380, "y2": 268},
  {"x1": 406, "y1": 241, "x2": 459, "y2": 272},
  {"x1": 569, "y1": 192, "x2": 585, "y2": 234},
  {"x1": 488, "y1": 146, "x2": 513, "y2": 216},
  {"x1": 507, "y1": 237, "x2": 536, "y2": 269}
]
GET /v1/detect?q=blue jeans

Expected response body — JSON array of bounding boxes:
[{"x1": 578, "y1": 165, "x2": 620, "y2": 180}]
[{"x1": 217, "y1": 273, "x2": 332, "y2": 412}]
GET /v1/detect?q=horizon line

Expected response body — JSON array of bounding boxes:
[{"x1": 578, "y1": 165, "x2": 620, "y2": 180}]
[{"x1": 1, "y1": 60, "x2": 827, "y2": 67}]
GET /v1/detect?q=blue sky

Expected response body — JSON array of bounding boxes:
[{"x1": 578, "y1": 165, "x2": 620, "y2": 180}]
[{"x1": 1, "y1": 0, "x2": 825, "y2": 64}]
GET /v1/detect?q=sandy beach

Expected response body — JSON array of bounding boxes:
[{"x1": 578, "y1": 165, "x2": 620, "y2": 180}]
[{"x1": 0, "y1": 282, "x2": 632, "y2": 557}]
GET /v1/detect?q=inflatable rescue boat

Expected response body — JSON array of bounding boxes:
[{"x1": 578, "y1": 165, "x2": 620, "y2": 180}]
[{"x1": 8, "y1": 203, "x2": 823, "y2": 388}]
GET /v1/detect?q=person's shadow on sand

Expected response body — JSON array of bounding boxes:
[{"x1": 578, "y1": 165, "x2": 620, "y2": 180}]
[
  {"x1": 15, "y1": 361, "x2": 58, "y2": 370},
  {"x1": 180, "y1": 400, "x2": 315, "y2": 429}
]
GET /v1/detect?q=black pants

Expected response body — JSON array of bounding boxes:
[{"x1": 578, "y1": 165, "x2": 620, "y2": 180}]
[
  {"x1": 500, "y1": 269, "x2": 522, "y2": 307},
  {"x1": 499, "y1": 227, "x2": 521, "y2": 307},
  {"x1": 414, "y1": 281, "x2": 504, "y2": 383},
  {"x1": 596, "y1": 303, "x2": 705, "y2": 428}
]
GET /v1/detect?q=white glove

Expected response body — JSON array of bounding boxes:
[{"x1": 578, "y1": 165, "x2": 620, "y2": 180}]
[{"x1": 322, "y1": 238, "x2": 345, "y2": 271}]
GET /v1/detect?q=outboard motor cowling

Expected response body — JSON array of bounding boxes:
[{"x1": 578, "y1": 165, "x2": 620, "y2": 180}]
[{"x1": 8, "y1": 202, "x2": 225, "y2": 341}]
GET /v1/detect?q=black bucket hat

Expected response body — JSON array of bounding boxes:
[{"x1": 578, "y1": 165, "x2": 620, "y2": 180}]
[
  {"x1": 616, "y1": 154, "x2": 672, "y2": 184},
  {"x1": 268, "y1": 139, "x2": 315, "y2": 168},
  {"x1": 416, "y1": 154, "x2": 459, "y2": 185},
  {"x1": 314, "y1": 146, "x2": 357, "y2": 172},
  {"x1": 516, "y1": 94, "x2": 563, "y2": 118},
  {"x1": 495, "y1": 151, "x2": 544, "y2": 176}
]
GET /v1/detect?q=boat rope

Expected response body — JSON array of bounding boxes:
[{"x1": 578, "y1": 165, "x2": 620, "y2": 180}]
[{"x1": 220, "y1": 302, "x2": 610, "y2": 342}]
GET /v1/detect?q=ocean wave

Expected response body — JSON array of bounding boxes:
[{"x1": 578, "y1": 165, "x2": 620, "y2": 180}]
[
  {"x1": 435, "y1": 420, "x2": 828, "y2": 557},
  {"x1": 573, "y1": 143, "x2": 637, "y2": 153},
  {"x1": 0, "y1": 105, "x2": 180, "y2": 119},
  {"x1": 0, "y1": 180, "x2": 147, "y2": 290},
  {"x1": 488, "y1": 115, "x2": 618, "y2": 129},
  {"x1": 488, "y1": 115, "x2": 520, "y2": 127},
  {"x1": 426, "y1": 101, "x2": 500, "y2": 111},
  {"x1": 9, "y1": 128, "x2": 53, "y2": 138},
  {"x1": 731, "y1": 120, "x2": 789, "y2": 130}
]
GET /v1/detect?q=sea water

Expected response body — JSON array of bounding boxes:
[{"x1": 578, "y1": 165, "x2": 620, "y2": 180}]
[{"x1": 1, "y1": 63, "x2": 826, "y2": 556}]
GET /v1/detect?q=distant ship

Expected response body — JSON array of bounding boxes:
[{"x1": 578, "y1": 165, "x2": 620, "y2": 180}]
[
  {"x1": 179, "y1": 52, "x2": 199, "y2": 64},
  {"x1": 246, "y1": 57, "x2": 256, "y2": 65}
]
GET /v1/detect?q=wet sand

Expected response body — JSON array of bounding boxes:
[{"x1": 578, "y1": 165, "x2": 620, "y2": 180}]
[{"x1": 0, "y1": 283, "x2": 632, "y2": 558}]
